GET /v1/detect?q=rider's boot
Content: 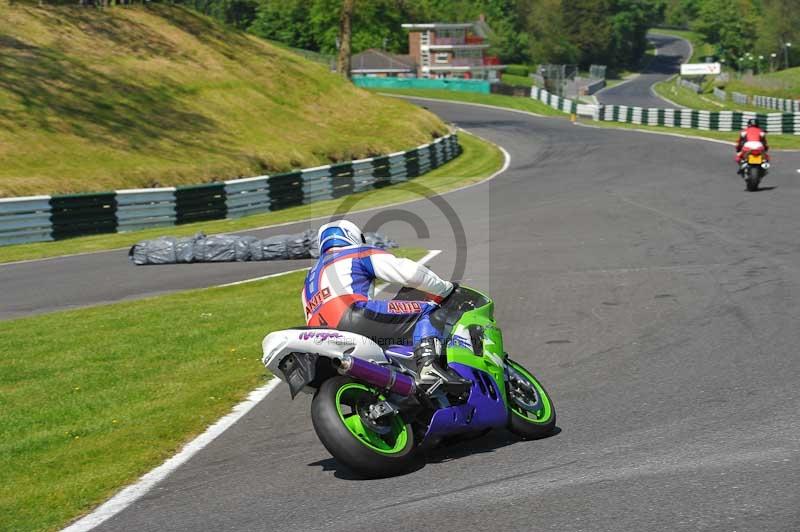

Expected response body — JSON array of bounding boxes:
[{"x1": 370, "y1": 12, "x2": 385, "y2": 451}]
[{"x1": 414, "y1": 337, "x2": 471, "y2": 394}]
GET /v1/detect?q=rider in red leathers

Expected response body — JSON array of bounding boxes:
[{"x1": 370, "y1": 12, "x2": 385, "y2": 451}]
[{"x1": 735, "y1": 118, "x2": 770, "y2": 173}]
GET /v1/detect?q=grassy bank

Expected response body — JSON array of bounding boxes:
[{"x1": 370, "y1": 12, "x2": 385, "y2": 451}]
[
  {"x1": 0, "y1": 3, "x2": 446, "y2": 197},
  {"x1": 0, "y1": 248, "x2": 425, "y2": 531},
  {"x1": 369, "y1": 88, "x2": 569, "y2": 117},
  {"x1": 721, "y1": 67, "x2": 800, "y2": 100},
  {"x1": 653, "y1": 77, "x2": 768, "y2": 112},
  {"x1": 0, "y1": 131, "x2": 503, "y2": 264}
]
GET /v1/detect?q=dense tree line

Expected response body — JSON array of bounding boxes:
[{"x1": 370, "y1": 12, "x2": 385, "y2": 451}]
[
  {"x1": 663, "y1": 0, "x2": 799, "y2": 69},
  {"x1": 26, "y1": 0, "x2": 797, "y2": 71},
  {"x1": 171, "y1": 0, "x2": 662, "y2": 69}
]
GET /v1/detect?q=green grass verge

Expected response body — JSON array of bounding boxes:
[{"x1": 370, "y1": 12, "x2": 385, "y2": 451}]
[
  {"x1": 0, "y1": 131, "x2": 502, "y2": 264},
  {"x1": 581, "y1": 118, "x2": 800, "y2": 149},
  {"x1": 0, "y1": 248, "x2": 426, "y2": 531},
  {"x1": 721, "y1": 66, "x2": 800, "y2": 100},
  {"x1": 0, "y1": 4, "x2": 446, "y2": 197},
  {"x1": 652, "y1": 77, "x2": 769, "y2": 112},
  {"x1": 501, "y1": 73, "x2": 534, "y2": 87},
  {"x1": 369, "y1": 88, "x2": 569, "y2": 117}
]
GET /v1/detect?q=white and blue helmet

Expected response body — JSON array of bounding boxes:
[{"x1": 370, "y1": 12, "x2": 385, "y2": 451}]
[{"x1": 318, "y1": 220, "x2": 365, "y2": 254}]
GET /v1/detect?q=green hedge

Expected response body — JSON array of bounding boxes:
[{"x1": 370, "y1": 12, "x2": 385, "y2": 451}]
[{"x1": 505, "y1": 64, "x2": 531, "y2": 77}]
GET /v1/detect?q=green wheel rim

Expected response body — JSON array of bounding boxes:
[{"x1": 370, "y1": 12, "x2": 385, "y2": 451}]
[
  {"x1": 507, "y1": 361, "x2": 553, "y2": 425},
  {"x1": 334, "y1": 382, "x2": 409, "y2": 455}
]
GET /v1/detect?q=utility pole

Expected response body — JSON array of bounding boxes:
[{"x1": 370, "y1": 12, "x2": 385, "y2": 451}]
[{"x1": 337, "y1": 0, "x2": 354, "y2": 80}]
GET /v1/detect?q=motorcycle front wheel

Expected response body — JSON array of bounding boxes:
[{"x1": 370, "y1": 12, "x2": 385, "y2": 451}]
[
  {"x1": 311, "y1": 376, "x2": 418, "y2": 478},
  {"x1": 505, "y1": 359, "x2": 556, "y2": 440}
]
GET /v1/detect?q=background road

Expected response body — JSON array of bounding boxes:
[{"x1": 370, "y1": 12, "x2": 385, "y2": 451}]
[
  {"x1": 80, "y1": 100, "x2": 800, "y2": 532},
  {"x1": 596, "y1": 33, "x2": 692, "y2": 108}
]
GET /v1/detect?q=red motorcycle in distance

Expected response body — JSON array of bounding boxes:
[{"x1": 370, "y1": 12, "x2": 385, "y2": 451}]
[{"x1": 738, "y1": 144, "x2": 770, "y2": 192}]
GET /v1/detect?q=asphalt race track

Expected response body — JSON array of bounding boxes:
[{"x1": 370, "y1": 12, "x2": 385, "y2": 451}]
[
  {"x1": 596, "y1": 33, "x2": 691, "y2": 108},
  {"x1": 51, "y1": 96, "x2": 800, "y2": 531}
]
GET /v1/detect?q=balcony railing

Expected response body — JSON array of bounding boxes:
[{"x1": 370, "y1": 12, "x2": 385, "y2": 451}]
[
  {"x1": 438, "y1": 56, "x2": 504, "y2": 68},
  {"x1": 448, "y1": 58, "x2": 482, "y2": 67},
  {"x1": 432, "y1": 37, "x2": 464, "y2": 45},
  {"x1": 431, "y1": 35, "x2": 485, "y2": 46}
]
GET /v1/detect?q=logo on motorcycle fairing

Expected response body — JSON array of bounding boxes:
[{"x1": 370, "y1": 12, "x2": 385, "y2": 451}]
[
  {"x1": 448, "y1": 334, "x2": 472, "y2": 350},
  {"x1": 298, "y1": 331, "x2": 343, "y2": 342},
  {"x1": 387, "y1": 301, "x2": 423, "y2": 314}
]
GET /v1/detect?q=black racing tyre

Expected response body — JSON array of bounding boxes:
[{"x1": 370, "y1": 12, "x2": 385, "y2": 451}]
[
  {"x1": 745, "y1": 168, "x2": 759, "y2": 191},
  {"x1": 505, "y1": 359, "x2": 557, "y2": 440},
  {"x1": 310, "y1": 376, "x2": 418, "y2": 478}
]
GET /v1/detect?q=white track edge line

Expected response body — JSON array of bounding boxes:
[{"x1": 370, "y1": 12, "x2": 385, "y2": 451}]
[
  {"x1": 574, "y1": 121, "x2": 800, "y2": 152},
  {"x1": 416, "y1": 248, "x2": 442, "y2": 266},
  {"x1": 215, "y1": 249, "x2": 442, "y2": 290},
  {"x1": 572, "y1": 120, "x2": 735, "y2": 146},
  {"x1": 216, "y1": 266, "x2": 309, "y2": 288},
  {"x1": 61, "y1": 378, "x2": 282, "y2": 532},
  {"x1": 60, "y1": 248, "x2": 443, "y2": 531},
  {"x1": 2, "y1": 132, "x2": 509, "y2": 268}
]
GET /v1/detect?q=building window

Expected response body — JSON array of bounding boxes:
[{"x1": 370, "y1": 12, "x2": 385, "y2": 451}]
[
  {"x1": 435, "y1": 52, "x2": 450, "y2": 64},
  {"x1": 433, "y1": 29, "x2": 465, "y2": 45}
]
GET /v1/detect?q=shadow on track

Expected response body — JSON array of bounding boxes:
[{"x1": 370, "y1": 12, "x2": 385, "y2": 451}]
[{"x1": 307, "y1": 426, "x2": 562, "y2": 480}]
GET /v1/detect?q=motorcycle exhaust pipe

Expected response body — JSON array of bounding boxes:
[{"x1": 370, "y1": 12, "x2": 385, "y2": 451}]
[{"x1": 333, "y1": 355, "x2": 416, "y2": 396}]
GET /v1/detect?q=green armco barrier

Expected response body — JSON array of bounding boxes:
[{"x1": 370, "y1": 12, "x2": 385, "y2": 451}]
[
  {"x1": 353, "y1": 76, "x2": 490, "y2": 94},
  {"x1": 0, "y1": 133, "x2": 462, "y2": 247}
]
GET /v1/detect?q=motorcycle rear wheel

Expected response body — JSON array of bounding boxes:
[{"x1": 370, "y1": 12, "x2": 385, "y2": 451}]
[
  {"x1": 505, "y1": 360, "x2": 556, "y2": 440},
  {"x1": 745, "y1": 168, "x2": 759, "y2": 191},
  {"x1": 311, "y1": 376, "x2": 418, "y2": 478}
]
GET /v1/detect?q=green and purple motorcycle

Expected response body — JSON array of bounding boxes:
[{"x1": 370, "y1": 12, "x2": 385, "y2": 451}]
[{"x1": 262, "y1": 285, "x2": 556, "y2": 478}]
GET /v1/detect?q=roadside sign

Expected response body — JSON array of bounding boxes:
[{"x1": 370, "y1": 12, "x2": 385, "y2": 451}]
[{"x1": 680, "y1": 62, "x2": 721, "y2": 75}]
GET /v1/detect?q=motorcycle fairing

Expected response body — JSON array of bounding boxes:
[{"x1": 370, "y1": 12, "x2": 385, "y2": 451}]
[
  {"x1": 423, "y1": 362, "x2": 508, "y2": 441},
  {"x1": 262, "y1": 328, "x2": 387, "y2": 395}
]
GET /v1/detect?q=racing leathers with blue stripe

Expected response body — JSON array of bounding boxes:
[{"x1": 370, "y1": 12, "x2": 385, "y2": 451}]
[{"x1": 302, "y1": 245, "x2": 453, "y2": 347}]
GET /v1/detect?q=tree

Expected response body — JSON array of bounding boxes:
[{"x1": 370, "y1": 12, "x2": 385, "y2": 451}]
[
  {"x1": 755, "y1": 0, "x2": 800, "y2": 69},
  {"x1": 609, "y1": 0, "x2": 663, "y2": 67},
  {"x1": 693, "y1": 0, "x2": 758, "y2": 65},
  {"x1": 663, "y1": 0, "x2": 701, "y2": 28},
  {"x1": 526, "y1": 0, "x2": 579, "y2": 65},
  {"x1": 337, "y1": 0, "x2": 354, "y2": 79},
  {"x1": 561, "y1": 0, "x2": 613, "y2": 67},
  {"x1": 249, "y1": 0, "x2": 316, "y2": 51}
]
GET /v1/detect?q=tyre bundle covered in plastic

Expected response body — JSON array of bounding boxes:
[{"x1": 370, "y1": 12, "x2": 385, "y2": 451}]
[{"x1": 129, "y1": 229, "x2": 398, "y2": 265}]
